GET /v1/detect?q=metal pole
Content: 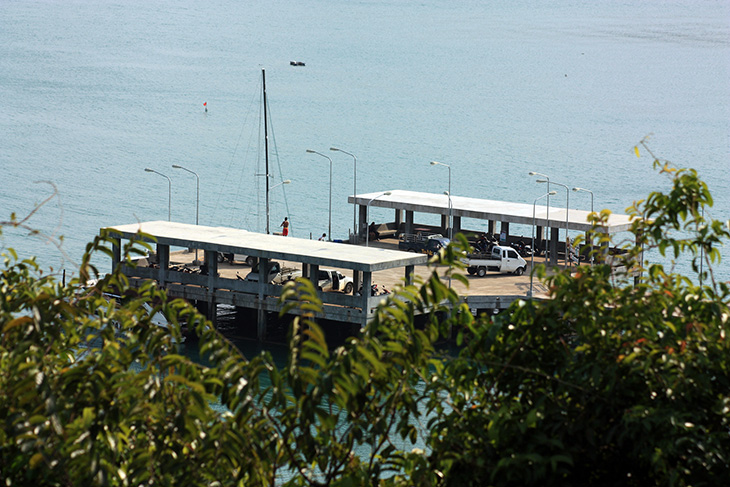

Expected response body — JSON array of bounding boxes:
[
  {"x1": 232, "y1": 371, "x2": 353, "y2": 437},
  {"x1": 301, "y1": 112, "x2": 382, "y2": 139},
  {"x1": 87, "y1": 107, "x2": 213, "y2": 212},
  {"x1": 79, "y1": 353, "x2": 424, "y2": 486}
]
[
  {"x1": 431, "y1": 161, "x2": 452, "y2": 239},
  {"x1": 172, "y1": 164, "x2": 201, "y2": 263},
  {"x1": 331, "y1": 147, "x2": 357, "y2": 241},
  {"x1": 538, "y1": 180, "x2": 569, "y2": 269},
  {"x1": 530, "y1": 191, "x2": 556, "y2": 297},
  {"x1": 145, "y1": 168, "x2": 172, "y2": 221},
  {"x1": 530, "y1": 172, "x2": 550, "y2": 259},
  {"x1": 306, "y1": 150, "x2": 333, "y2": 241},
  {"x1": 573, "y1": 187, "x2": 594, "y2": 266}
]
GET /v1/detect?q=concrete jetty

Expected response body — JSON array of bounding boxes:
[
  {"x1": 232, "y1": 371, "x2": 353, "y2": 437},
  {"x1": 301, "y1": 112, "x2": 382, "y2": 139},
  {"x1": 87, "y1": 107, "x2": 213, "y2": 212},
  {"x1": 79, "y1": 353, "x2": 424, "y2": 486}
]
[{"x1": 105, "y1": 190, "x2": 634, "y2": 341}]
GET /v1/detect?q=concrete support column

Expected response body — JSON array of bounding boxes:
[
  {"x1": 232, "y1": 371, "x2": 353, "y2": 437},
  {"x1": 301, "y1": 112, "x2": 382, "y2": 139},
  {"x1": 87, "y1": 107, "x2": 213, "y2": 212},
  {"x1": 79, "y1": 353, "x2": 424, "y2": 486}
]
[
  {"x1": 111, "y1": 237, "x2": 121, "y2": 272},
  {"x1": 500, "y1": 222, "x2": 510, "y2": 242},
  {"x1": 395, "y1": 209, "x2": 403, "y2": 235},
  {"x1": 405, "y1": 210, "x2": 414, "y2": 235},
  {"x1": 204, "y1": 250, "x2": 218, "y2": 329},
  {"x1": 361, "y1": 271, "x2": 372, "y2": 323},
  {"x1": 358, "y1": 205, "x2": 368, "y2": 240},
  {"x1": 453, "y1": 216, "x2": 461, "y2": 236},
  {"x1": 257, "y1": 257, "x2": 269, "y2": 341},
  {"x1": 156, "y1": 243, "x2": 170, "y2": 287},
  {"x1": 353, "y1": 270, "x2": 360, "y2": 296},
  {"x1": 441, "y1": 214, "x2": 448, "y2": 235},
  {"x1": 405, "y1": 265, "x2": 414, "y2": 286},
  {"x1": 308, "y1": 264, "x2": 320, "y2": 289},
  {"x1": 488, "y1": 220, "x2": 495, "y2": 235},
  {"x1": 550, "y1": 227, "x2": 559, "y2": 266}
]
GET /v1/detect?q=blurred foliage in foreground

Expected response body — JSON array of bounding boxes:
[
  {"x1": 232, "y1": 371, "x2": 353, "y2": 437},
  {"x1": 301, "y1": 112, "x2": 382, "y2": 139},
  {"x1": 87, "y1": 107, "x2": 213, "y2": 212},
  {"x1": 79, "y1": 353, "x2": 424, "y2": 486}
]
[{"x1": 2, "y1": 151, "x2": 729, "y2": 486}]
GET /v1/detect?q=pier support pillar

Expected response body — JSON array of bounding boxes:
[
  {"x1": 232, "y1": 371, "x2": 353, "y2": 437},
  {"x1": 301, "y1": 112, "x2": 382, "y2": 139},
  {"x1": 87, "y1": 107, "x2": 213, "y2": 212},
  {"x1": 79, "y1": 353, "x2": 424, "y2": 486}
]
[
  {"x1": 111, "y1": 237, "x2": 121, "y2": 272},
  {"x1": 256, "y1": 258, "x2": 269, "y2": 341},
  {"x1": 204, "y1": 250, "x2": 218, "y2": 329},
  {"x1": 453, "y1": 216, "x2": 461, "y2": 236},
  {"x1": 488, "y1": 220, "x2": 495, "y2": 235},
  {"x1": 405, "y1": 265, "x2": 414, "y2": 286},
  {"x1": 361, "y1": 271, "x2": 372, "y2": 322},
  {"x1": 550, "y1": 227, "x2": 559, "y2": 266},
  {"x1": 536, "y1": 226, "x2": 544, "y2": 255},
  {"x1": 405, "y1": 210, "x2": 414, "y2": 235},
  {"x1": 353, "y1": 270, "x2": 360, "y2": 297},
  {"x1": 358, "y1": 205, "x2": 368, "y2": 240},
  {"x1": 156, "y1": 244, "x2": 170, "y2": 288},
  {"x1": 395, "y1": 209, "x2": 403, "y2": 235},
  {"x1": 441, "y1": 214, "x2": 448, "y2": 235},
  {"x1": 500, "y1": 222, "x2": 510, "y2": 243},
  {"x1": 308, "y1": 264, "x2": 320, "y2": 287}
]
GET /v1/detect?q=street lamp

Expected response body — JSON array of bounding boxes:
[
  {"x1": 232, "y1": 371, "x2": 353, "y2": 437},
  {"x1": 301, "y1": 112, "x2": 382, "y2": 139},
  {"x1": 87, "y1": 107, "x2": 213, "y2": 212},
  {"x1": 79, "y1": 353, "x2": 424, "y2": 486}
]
[
  {"x1": 366, "y1": 191, "x2": 392, "y2": 247},
  {"x1": 172, "y1": 164, "x2": 200, "y2": 263},
  {"x1": 271, "y1": 179, "x2": 291, "y2": 190},
  {"x1": 171, "y1": 165, "x2": 199, "y2": 225},
  {"x1": 144, "y1": 168, "x2": 171, "y2": 222},
  {"x1": 431, "y1": 161, "x2": 452, "y2": 240},
  {"x1": 573, "y1": 187, "x2": 594, "y2": 266},
  {"x1": 307, "y1": 149, "x2": 333, "y2": 241},
  {"x1": 530, "y1": 190, "x2": 557, "y2": 297},
  {"x1": 529, "y1": 171, "x2": 550, "y2": 260},
  {"x1": 538, "y1": 180, "x2": 569, "y2": 269},
  {"x1": 330, "y1": 147, "x2": 357, "y2": 241}
]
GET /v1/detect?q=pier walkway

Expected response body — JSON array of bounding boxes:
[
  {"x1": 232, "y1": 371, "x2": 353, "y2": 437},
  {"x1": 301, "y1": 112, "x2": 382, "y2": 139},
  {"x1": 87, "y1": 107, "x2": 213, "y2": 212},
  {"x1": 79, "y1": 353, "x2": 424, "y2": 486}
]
[{"x1": 106, "y1": 221, "x2": 427, "y2": 340}]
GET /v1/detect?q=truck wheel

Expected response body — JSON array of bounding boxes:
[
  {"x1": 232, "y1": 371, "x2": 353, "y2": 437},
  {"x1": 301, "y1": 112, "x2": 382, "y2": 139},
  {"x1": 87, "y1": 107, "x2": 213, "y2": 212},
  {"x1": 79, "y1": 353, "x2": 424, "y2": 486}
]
[
  {"x1": 408, "y1": 249, "x2": 416, "y2": 253},
  {"x1": 477, "y1": 267, "x2": 486, "y2": 277},
  {"x1": 514, "y1": 267, "x2": 525, "y2": 276},
  {"x1": 216, "y1": 253, "x2": 225, "y2": 263},
  {"x1": 467, "y1": 267, "x2": 476, "y2": 275},
  {"x1": 344, "y1": 282, "x2": 354, "y2": 294},
  {"x1": 246, "y1": 256, "x2": 257, "y2": 267}
]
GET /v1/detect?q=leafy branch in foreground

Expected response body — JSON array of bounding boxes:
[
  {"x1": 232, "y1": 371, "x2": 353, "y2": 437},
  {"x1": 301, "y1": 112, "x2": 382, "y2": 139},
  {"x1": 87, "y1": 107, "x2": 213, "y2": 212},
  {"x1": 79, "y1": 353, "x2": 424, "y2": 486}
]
[{"x1": 2, "y1": 148, "x2": 729, "y2": 486}]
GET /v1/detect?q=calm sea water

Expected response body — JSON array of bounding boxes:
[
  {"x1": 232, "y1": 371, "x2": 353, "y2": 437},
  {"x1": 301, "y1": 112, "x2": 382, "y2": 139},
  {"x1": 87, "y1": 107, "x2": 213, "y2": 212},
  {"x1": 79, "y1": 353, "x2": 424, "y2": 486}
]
[{"x1": 2, "y1": 0, "x2": 729, "y2": 281}]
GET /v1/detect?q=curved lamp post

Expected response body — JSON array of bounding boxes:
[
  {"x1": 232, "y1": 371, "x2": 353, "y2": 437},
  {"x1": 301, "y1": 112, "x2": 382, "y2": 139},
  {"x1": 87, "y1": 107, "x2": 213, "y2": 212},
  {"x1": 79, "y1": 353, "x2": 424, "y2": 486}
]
[
  {"x1": 529, "y1": 171, "x2": 550, "y2": 259},
  {"x1": 431, "y1": 161, "x2": 452, "y2": 240},
  {"x1": 307, "y1": 150, "x2": 333, "y2": 241},
  {"x1": 144, "y1": 168, "x2": 171, "y2": 222},
  {"x1": 573, "y1": 187, "x2": 594, "y2": 266},
  {"x1": 330, "y1": 147, "x2": 357, "y2": 240},
  {"x1": 172, "y1": 164, "x2": 200, "y2": 263},
  {"x1": 538, "y1": 180, "x2": 569, "y2": 269},
  {"x1": 530, "y1": 190, "x2": 557, "y2": 297},
  {"x1": 366, "y1": 191, "x2": 392, "y2": 247}
]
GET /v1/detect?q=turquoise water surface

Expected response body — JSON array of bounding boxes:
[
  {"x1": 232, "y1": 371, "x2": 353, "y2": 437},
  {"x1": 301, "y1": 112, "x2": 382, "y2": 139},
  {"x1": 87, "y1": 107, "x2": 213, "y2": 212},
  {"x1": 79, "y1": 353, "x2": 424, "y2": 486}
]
[{"x1": 2, "y1": 0, "x2": 728, "y2": 281}]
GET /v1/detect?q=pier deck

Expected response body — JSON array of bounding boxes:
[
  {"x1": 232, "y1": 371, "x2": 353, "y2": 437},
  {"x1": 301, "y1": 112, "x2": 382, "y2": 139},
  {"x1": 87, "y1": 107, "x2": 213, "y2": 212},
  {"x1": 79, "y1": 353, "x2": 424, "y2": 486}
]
[{"x1": 104, "y1": 221, "x2": 557, "y2": 340}]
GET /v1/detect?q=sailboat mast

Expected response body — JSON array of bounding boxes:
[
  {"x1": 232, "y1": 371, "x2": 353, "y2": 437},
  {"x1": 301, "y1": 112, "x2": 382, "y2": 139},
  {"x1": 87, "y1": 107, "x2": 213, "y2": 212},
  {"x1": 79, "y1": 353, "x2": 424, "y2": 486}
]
[{"x1": 263, "y1": 68, "x2": 271, "y2": 234}]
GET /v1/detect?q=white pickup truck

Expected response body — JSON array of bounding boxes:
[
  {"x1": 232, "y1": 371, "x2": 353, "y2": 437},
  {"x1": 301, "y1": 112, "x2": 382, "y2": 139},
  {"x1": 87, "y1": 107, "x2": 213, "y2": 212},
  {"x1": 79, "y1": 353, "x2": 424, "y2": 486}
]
[
  {"x1": 244, "y1": 261, "x2": 299, "y2": 284},
  {"x1": 463, "y1": 245, "x2": 527, "y2": 277}
]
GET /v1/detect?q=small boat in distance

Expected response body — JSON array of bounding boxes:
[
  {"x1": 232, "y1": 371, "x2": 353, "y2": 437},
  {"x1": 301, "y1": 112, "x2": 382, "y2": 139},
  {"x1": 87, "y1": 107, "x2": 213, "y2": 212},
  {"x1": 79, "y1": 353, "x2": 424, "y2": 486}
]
[{"x1": 289, "y1": 60, "x2": 305, "y2": 66}]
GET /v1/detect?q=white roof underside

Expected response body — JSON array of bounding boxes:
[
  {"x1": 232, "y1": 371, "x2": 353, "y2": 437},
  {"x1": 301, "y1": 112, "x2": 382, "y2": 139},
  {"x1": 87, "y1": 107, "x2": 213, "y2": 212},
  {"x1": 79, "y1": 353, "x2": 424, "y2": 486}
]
[{"x1": 351, "y1": 190, "x2": 634, "y2": 233}]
